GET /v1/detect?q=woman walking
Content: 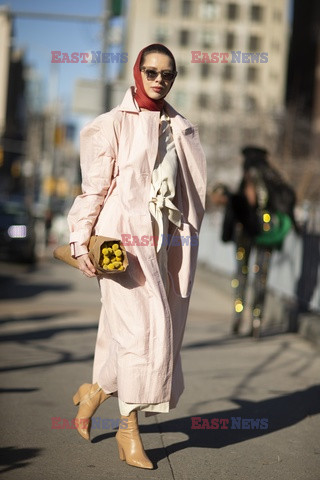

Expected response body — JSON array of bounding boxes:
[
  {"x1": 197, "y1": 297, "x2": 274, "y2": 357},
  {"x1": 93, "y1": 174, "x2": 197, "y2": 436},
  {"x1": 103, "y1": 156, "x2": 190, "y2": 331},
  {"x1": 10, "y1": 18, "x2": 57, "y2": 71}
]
[{"x1": 67, "y1": 44, "x2": 207, "y2": 469}]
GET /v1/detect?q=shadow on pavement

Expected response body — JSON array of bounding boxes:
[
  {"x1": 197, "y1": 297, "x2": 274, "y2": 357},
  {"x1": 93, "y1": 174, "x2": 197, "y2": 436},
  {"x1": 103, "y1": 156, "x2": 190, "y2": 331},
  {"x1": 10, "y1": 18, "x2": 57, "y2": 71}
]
[
  {"x1": 0, "y1": 349, "x2": 94, "y2": 373},
  {"x1": 92, "y1": 385, "x2": 320, "y2": 466},
  {"x1": 0, "y1": 446, "x2": 42, "y2": 475},
  {"x1": 0, "y1": 388, "x2": 39, "y2": 394},
  {"x1": 0, "y1": 324, "x2": 98, "y2": 344},
  {"x1": 0, "y1": 320, "x2": 96, "y2": 372},
  {"x1": 181, "y1": 324, "x2": 298, "y2": 350},
  {"x1": 0, "y1": 273, "x2": 71, "y2": 299},
  {"x1": 0, "y1": 311, "x2": 79, "y2": 326},
  {"x1": 182, "y1": 329, "x2": 294, "y2": 350}
]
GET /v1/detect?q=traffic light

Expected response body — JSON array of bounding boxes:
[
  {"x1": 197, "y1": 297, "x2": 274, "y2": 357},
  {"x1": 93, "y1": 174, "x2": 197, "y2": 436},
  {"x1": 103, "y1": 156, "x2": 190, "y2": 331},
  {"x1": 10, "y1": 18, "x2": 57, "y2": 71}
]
[{"x1": 111, "y1": 0, "x2": 122, "y2": 16}]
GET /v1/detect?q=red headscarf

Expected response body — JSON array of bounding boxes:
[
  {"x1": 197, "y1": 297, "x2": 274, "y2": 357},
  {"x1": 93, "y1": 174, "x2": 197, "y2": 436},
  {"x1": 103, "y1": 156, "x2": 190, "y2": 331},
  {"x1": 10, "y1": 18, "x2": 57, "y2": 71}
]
[{"x1": 133, "y1": 44, "x2": 176, "y2": 111}]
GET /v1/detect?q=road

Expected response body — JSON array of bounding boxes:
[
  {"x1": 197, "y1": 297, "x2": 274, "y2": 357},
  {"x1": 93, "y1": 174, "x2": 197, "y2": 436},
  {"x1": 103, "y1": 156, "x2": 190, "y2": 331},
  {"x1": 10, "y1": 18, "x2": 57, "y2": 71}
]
[{"x1": 0, "y1": 257, "x2": 320, "y2": 479}]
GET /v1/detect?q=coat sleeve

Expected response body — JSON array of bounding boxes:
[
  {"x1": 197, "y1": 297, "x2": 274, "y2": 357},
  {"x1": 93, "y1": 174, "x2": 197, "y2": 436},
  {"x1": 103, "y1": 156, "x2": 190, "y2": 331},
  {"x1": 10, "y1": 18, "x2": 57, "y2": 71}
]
[
  {"x1": 67, "y1": 118, "x2": 116, "y2": 257},
  {"x1": 231, "y1": 193, "x2": 261, "y2": 237}
]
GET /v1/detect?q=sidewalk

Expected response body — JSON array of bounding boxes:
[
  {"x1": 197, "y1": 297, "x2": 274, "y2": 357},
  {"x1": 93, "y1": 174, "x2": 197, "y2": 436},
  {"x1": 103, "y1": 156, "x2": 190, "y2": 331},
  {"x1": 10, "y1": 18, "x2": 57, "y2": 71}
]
[
  {"x1": 0, "y1": 259, "x2": 320, "y2": 479},
  {"x1": 198, "y1": 261, "x2": 320, "y2": 349}
]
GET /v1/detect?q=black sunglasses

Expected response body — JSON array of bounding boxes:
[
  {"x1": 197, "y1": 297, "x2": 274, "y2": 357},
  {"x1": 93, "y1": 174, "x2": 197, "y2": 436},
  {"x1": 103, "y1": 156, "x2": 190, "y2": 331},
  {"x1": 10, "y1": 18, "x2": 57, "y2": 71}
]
[{"x1": 140, "y1": 67, "x2": 177, "y2": 82}]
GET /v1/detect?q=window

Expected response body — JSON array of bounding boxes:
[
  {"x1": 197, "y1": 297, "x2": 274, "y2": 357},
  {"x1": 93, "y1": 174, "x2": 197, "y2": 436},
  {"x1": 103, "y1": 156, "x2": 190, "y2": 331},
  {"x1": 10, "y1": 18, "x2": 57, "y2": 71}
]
[
  {"x1": 202, "y1": 31, "x2": 213, "y2": 49},
  {"x1": 226, "y1": 32, "x2": 235, "y2": 49},
  {"x1": 181, "y1": 0, "x2": 192, "y2": 17},
  {"x1": 251, "y1": 5, "x2": 263, "y2": 21},
  {"x1": 218, "y1": 125, "x2": 231, "y2": 142},
  {"x1": 179, "y1": 29, "x2": 190, "y2": 46},
  {"x1": 201, "y1": 31, "x2": 219, "y2": 49},
  {"x1": 201, "y1": 62, "x2": 210, "y2": 78},
  {"x1": 200, "y1": 0, "x2": 219, "y2": 20},
  {"x1": 177, "y1": 65, "x2": 187, "y2": 77},
  {"x1": 155, "y1": 26, "x2": 168, "y2": 43},
  {"x1": 157, "y1": 0, "x2": 169, "y2": 15},
  {"x1": 221, "y1": 93, "x2": 232, "y2": 110},
  {"x1": 223, "y1": 64, "x2": 233, "y2": 81},
  {"x1": 244, "y1": 95, "x2": 257, "y2": 111},
  {"x1": 198, "y1": 93, "x2": 210, "y2": 108},
  {"x1": 227, "y1": 3, "x2": 239, "y2": 20},
  {"x1": 174, "y1": 91, "x2": 187, "y2": 109},
  {"x1": 247, "y1": 66, "x2": 259, "y2": 83},
  {"x1": 248, "y1": 35, "x2": 261, "y2": 51}
]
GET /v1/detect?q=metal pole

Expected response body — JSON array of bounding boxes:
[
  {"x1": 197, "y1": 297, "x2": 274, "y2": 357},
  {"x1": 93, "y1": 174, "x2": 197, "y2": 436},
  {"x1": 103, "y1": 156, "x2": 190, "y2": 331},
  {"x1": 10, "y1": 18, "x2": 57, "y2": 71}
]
[
  {"x1": 13, "y1": 11, "x2": 102, "y2": 23},
  {"x1": 101, "y1": 0, "x2": 110, "y2": 112}
]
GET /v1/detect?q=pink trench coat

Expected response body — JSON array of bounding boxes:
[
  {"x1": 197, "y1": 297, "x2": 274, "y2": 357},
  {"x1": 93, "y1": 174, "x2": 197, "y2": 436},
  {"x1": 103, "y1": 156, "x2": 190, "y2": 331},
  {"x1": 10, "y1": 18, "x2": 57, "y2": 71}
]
[{"x1": 67, "y1": 87, "x2": 207, "y2": 411}]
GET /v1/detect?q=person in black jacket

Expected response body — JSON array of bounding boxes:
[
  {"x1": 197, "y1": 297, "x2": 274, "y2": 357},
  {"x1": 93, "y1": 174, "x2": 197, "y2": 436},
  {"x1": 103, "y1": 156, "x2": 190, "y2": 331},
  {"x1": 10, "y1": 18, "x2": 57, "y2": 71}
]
[{"x1": 212, "y1": 146, "x2": 297, "y2": 338}]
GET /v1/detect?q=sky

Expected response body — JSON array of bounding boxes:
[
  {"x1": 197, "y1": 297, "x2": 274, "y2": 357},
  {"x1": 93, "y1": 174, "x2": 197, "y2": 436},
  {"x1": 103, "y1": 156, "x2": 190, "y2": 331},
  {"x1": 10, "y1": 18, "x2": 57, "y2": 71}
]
[
  {"x1": 2, "y1": 0, "x2": 294, "y2": 138},
  {"x1": 1, "y1": 0, "x2": 124, "y2": 136}
]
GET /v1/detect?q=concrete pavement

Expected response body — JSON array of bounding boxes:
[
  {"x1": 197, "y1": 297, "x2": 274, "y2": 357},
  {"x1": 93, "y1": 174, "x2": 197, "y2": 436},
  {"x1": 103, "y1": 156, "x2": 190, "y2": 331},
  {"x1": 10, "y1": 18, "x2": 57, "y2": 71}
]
[{"x1": 0, "y1": 258, "x2": 320, "y2": 479}]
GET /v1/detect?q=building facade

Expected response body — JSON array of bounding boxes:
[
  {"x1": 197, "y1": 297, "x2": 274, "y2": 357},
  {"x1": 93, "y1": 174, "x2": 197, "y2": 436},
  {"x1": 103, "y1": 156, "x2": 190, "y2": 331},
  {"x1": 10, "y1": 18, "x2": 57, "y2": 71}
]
[
  {"x1": 121, "y1": 0, "x2": 290, "y2": 185},
  {"x1": 0, "y1": 7, "x2": 11, "y2": 139}
]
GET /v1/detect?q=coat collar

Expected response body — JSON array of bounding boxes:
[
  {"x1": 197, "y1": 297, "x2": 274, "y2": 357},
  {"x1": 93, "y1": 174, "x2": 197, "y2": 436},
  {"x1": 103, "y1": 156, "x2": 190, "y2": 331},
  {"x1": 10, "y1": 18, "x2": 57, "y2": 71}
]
[
  {"x1": 118, "y1": 87, "x2": 140, "y2": 113},
  {"x1": 118, "y1": 87, "x2": 195, "y2": 135}
]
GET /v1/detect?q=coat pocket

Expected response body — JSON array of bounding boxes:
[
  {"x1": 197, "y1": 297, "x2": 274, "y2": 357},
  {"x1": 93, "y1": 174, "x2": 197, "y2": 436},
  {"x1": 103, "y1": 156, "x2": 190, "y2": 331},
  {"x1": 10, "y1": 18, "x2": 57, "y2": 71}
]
[{"x1": 167, "y1": 222, "x2": 199, "y2": 298}]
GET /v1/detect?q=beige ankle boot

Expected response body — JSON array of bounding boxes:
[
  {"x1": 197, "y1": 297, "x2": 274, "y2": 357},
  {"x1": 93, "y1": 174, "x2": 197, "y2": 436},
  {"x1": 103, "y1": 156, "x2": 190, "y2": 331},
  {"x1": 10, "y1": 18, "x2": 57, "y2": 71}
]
[
  {"x1": 115, "y1": 410, "x2": 153, "y2": 469},
  {"x1": 73, "y1": 382, "x2": 111, "y2": 441}
]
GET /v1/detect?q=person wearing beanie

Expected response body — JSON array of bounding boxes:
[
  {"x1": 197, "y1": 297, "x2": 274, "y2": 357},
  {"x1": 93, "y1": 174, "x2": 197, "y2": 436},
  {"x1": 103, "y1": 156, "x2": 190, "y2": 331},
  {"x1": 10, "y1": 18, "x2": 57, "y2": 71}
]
[{"x1": 66, "y1": 44, "x2": 207, "y2": 469}]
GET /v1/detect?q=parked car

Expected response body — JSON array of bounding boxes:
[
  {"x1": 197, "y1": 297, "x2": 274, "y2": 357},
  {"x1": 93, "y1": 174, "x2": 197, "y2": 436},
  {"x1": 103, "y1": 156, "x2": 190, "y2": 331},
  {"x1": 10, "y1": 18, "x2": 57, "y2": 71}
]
[{"x1": 0, "y1": 200, "x2": 36, "y2": 263}]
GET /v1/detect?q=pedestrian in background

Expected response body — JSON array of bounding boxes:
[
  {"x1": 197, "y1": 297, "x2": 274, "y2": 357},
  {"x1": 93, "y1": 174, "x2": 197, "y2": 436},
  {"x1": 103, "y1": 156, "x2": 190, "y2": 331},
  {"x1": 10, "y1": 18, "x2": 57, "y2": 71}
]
[
  {"x1": 212, "y1": 146, "x2": 296, "y2": 337},
  {"x1": 67, "y1": 44, "x2": 206, "y2": 469}
]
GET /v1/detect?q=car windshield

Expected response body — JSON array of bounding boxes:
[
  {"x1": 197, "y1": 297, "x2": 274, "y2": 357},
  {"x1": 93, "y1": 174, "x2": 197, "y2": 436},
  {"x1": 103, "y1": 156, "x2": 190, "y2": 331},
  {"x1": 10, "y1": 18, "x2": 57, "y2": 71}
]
[{"x1": 0, "y1": 203, "x2": 29, "y2": 223}]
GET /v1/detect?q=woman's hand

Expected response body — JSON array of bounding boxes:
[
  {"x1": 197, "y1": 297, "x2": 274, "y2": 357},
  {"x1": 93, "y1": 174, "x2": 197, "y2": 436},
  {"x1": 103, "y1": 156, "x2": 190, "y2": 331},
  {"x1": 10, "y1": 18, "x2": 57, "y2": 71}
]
[{"x1": 76, "y1": 253, "x2": 97, "y2": 277}]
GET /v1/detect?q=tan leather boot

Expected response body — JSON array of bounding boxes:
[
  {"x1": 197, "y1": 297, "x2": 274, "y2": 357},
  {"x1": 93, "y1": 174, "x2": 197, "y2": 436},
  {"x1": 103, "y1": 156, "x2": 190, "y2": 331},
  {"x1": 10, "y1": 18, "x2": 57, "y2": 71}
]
[
  {"x1": 115, "y1": 410, "x2": 153, "y2": 469},
  {"x1": 73, "y1": 382, "x2": 111, "y2": 441}
]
